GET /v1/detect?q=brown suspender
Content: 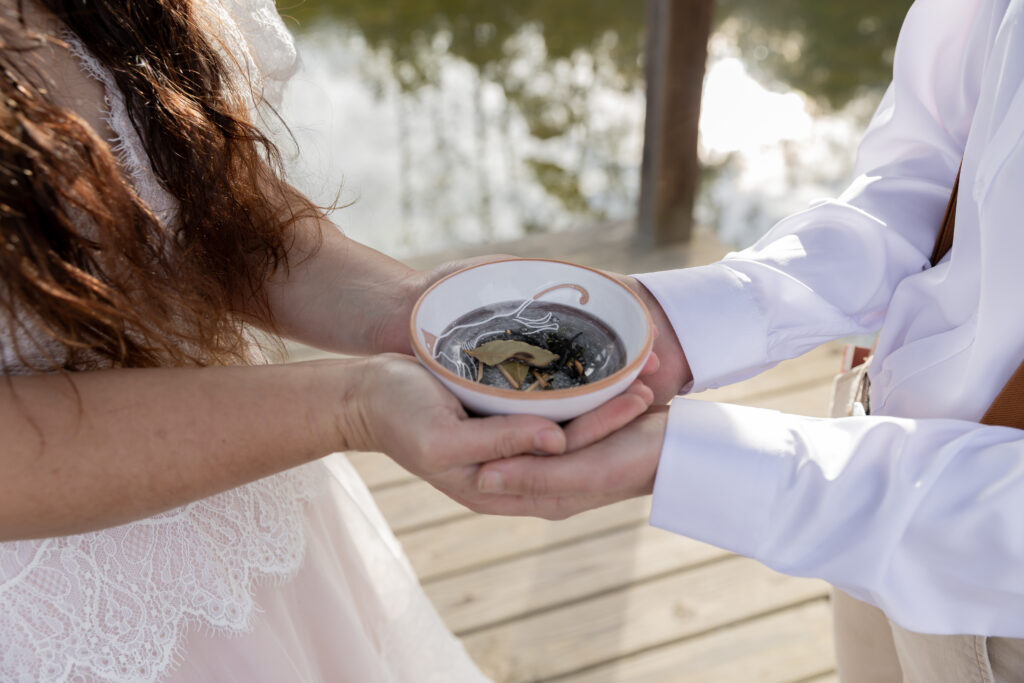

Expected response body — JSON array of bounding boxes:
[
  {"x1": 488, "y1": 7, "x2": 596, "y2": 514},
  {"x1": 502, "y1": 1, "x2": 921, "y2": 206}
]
[
  {"x1": 927, "y1": 167, "x2": 1024, "y2": 429},
  {"x1": 980, "y1": 366, "x2": 1024, "y2": 428},
  {"x1": 930, "y1": 168, "x2": 960, "y2": 267}
]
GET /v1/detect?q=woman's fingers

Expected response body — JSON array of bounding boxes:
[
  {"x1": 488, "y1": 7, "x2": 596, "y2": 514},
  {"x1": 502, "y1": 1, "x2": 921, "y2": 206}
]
[
  {"x1": 562, "y1": 380, "x2": 653, "y2": 452},
  {"x1": 442, "y1": 413, "x2": 566, "y2": 469},
  {"x1": 640, "y1": 350, "x2": 661, "y2": 377}
]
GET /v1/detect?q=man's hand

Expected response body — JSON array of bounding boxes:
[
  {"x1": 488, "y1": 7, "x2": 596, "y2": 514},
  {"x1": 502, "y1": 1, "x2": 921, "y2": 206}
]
[{"x1": 455, "y1": 406, "x2": 670, "y2": 520}]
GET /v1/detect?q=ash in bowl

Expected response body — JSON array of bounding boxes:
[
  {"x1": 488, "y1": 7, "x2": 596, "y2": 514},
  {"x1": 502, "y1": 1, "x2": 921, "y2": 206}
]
[{"x1": 433, "y1": 299, "x2": 626, "y2": 392}]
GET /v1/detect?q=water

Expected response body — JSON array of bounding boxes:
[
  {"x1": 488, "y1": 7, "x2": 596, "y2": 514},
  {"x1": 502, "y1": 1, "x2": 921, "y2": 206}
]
[
  {"x1": 434, "y1": 300, "x2": 625, "y2": 391},
  {"x1": 275, "y1": 0, "x2": 912, "y2": 255}
]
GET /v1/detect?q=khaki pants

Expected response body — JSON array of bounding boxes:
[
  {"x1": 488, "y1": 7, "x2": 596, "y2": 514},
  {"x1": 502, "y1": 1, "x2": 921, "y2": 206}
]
[{"x1": 833, "y1": 590, "x2": 1024, "y2": 682}]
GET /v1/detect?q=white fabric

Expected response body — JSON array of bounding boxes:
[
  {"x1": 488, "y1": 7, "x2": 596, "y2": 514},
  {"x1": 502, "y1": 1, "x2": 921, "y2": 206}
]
[
  {"x1": 164, "y1": 455, "x2": 490, "y2": 683},
  {"x1": 0, "y1": 2, "x2": 489, "y2": 681},
  {"x1": 637, "y1": 0, "x2": 1024, "y2": 637}
]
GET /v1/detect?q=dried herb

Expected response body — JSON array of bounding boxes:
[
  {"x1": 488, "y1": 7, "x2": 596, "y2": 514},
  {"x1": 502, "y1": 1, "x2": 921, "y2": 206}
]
[
  {"x1": 465, "y1": 340, "x2": 559, "y2": 368},
  {"x1": 442, "y1": 301, "x2": 626, "y2": 393},
  {"x1": 497, "y1": 360, "x2": 531, "y2": 389}
]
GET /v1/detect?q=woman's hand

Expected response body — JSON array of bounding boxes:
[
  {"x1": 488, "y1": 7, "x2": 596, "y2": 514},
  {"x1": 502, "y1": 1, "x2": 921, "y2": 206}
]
[
  {"x1": 341, "y1": 354, "x2": 654, "y2": 508},
  {"x1": 372, "y1": 255, "x2": 517, "y2": 354},
  {"x1": 339, "y1": 353, "x2": 565, "y2": 501}
]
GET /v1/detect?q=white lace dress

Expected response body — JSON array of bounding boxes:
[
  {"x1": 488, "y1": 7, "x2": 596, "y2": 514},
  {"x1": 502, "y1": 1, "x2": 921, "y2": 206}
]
[{"x1": 0, "y1": 2, "x2": 491, "y2": 682}]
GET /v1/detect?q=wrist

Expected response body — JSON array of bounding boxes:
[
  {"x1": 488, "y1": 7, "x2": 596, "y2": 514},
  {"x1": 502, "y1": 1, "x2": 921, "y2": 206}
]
[
  {"x1": 291, "y1": 357, "x2": 373, "y2": 454},
  {"x1": 369, "y1": 270, "x2": 421, "y2": 355},
  {"x1": 323, "y1": 355, "x2": 386, "y2": 453}
]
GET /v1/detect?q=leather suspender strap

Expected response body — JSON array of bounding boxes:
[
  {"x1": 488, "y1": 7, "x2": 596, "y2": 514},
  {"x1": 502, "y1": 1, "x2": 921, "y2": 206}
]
[
  {"x1": 925, "y1": 165, "x2": 1024, "y2": 429},
  {"x1": 930, "y1": 166, "x2": 960, "y2": 267},
  {"x1": 981, "y1": 365, "x2": 1024, "y2": 429}
]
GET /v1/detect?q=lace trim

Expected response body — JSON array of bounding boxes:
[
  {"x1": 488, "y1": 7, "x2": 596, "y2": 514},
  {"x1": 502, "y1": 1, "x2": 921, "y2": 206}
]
[
  {"x1": 61, "y1": 32, "x2": 180, "y2": 228},
  {"x1": 61, "y1": 0, "x2": 299, "y2": 221},
  {"x1": 0, "y1": 464, "x2": 327, "y2": 683},
  {"x1": 203, "y1": 0, "x2": 299, "y2": 110}
]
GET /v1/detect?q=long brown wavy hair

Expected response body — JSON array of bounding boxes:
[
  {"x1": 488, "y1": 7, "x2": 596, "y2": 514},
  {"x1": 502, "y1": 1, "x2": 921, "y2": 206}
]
[{"x1": 0, "y1": 0, "x2": 319, "y2": 370}]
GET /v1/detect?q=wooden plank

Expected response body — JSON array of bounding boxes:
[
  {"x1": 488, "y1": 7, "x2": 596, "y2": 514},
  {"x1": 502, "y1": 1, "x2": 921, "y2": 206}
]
[
  {"x1": 372, "y1": 478, "x2": 472, "y2": 534},
  {"x1": 463, "y1": 555, "x2": 829, "y2": 682},
  {"x1": 404, "y1": 497, "x2": 652, "y2": 582},
  {"x1": 554, "y1": 599, "x2": 835, "y2": 683},
  {"x1": 426, "y1": 525, "x2": 728, "y2": 635}
]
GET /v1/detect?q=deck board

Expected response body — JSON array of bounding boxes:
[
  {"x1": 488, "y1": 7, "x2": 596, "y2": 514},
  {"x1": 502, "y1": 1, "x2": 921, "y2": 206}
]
[
  {"x1": 425, "y1": 525, "x2": 728, "y2": 635},
  {"x1": 341, "y1": 344, "x2": 842, "y2": 681},
  {"x1": 461, "y1": 557, "x2": 829, "y2": 682},
  {"x1": 370, "y1": 478, "x2": 472, "y2": 534},
  {"x1": 554, "y1": 599, "x2": 835, "y2": 683},
  {"x1": 401, "y1": 497, "x2": 653, "y2": 581},
  {"x1": 342, "y1": 344, "x2": 843, "y2": 681}
]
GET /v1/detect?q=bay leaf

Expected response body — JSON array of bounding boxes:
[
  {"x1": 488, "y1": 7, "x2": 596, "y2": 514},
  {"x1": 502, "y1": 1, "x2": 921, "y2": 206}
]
[
  {"x1": 465, "y1": 340, "x2": 558, "y2": 367},
  {"x1": 499, "y1": 360, "x2": 531, "y2": 388}
]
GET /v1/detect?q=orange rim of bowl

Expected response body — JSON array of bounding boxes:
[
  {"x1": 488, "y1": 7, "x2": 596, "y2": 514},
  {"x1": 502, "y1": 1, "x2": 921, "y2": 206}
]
[{"x1": 408, "y1": 257, "x2": 655, "y2": 400}]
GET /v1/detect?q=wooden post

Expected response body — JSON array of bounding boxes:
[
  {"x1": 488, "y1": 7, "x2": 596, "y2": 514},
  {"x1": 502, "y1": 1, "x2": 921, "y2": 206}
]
[{"x1": 637, "y1": 0, "x2": 714, "y2": 247}]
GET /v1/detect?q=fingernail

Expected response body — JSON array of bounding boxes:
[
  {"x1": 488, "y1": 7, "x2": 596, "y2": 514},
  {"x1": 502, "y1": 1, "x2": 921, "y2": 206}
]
[
  {"x1": 479, "y1": 470, "x2": 504, "y2": 493},
  {"x1": 534, "y1": 428, "x2": 564, "y2": 454}
]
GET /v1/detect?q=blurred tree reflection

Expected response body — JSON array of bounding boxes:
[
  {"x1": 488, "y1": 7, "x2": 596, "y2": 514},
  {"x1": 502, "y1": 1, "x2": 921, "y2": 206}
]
[
  {"x1": 275, "y1": 0, "x2": 914, "y2": 245},
  {"x1": 279, "y1": 1, "x2": 645, "y2": 87},
  {"x1": 278, "y1": 0, "x2": 913, "y2": 109},
  {"x1": 716, "y1": 0, "x2": 914, "y2": 110}
]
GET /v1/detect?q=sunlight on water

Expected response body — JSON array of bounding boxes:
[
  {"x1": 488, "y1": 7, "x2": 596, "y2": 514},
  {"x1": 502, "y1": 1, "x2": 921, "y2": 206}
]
[
  {"x1": 277, "y1": 13, "x2": 889, "y2": 257},
  {"x1": 279, "y1": 23, "x2": 644, "y2": 256},
  {"x1": 696, "y1": 32, "x2": 875, "y2": 246}
]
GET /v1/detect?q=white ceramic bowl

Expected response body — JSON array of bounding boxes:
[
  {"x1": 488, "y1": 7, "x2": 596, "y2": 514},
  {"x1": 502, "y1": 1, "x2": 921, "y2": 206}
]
[{"x1": 410, "y1": 258, "x2": 654, "y2": 422}]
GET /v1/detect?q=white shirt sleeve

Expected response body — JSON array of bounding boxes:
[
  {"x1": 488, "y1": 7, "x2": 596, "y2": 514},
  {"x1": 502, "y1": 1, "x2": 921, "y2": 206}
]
[
  {"x1": 638, "y1": 0, "x2": 1024, "y2": 636},
  {"x1": 651, "y1": 398, "x2": 1024, "y2": 637},
  {"x1": 636, "y1": 0, "x2": 988, "y2": 393}
]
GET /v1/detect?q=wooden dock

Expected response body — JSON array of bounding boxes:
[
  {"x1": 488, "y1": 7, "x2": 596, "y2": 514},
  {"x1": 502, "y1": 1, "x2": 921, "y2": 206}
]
[{"x1": 287, "y1": 223, "x2": 843, "y2": 682}]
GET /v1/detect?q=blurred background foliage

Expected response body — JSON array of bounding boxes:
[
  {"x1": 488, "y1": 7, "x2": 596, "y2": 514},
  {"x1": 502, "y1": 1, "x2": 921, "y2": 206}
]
[
  {"x1": 278, "y1": 0, "x2": 911, "y2": 109},
  {"x1": 274, "y1": 0, "x2": 914, "y2": 254}
]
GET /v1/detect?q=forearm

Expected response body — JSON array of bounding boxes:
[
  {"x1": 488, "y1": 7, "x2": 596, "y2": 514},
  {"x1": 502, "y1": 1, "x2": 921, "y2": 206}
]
[
  {"x1": 0, "y1": 360, "x2": 359, "y2": 540},
  {"x1": 259, "y1": 210, "x2": 418, "y2": 355}
]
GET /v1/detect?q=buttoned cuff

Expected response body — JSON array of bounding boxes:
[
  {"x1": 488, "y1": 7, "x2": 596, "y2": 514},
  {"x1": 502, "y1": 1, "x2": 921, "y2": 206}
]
[{"x1": 634, "y1": 264, "x2": 769, "y2": 393}]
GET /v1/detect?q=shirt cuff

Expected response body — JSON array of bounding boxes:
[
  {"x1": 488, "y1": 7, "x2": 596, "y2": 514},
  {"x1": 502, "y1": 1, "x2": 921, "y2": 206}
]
[
  {"x1": 649, "y1": 398, "x2": 793, "y2": 559},
  {"x1": 634, "y1": 264, "x2": 770, "y2": 392}
]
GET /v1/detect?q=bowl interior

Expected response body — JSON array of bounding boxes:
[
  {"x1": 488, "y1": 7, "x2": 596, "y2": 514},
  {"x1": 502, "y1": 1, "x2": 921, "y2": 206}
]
[{"x1": 412, "y1": 259, "x2": 651, "y2": 396}]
